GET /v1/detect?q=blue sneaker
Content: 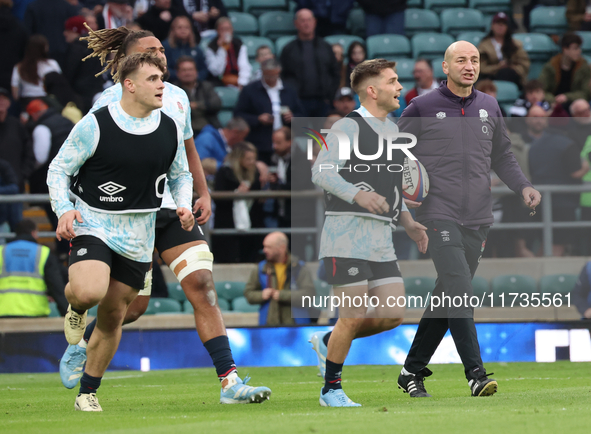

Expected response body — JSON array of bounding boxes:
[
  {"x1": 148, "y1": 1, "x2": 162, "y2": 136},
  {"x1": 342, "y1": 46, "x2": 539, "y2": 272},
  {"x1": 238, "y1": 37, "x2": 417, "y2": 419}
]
[
  {"x1": 60, "y1": 344, "x2": 87, "y2": 389},
  {"x1": 309, "y1": 332, "x2": 327, "y2": 378},
  {"x1": 319, "y1": 388, "x2": 361, "y2": 407},
  {"x1": 220, "y1": 375, "x2": 272, "y2": 404}
]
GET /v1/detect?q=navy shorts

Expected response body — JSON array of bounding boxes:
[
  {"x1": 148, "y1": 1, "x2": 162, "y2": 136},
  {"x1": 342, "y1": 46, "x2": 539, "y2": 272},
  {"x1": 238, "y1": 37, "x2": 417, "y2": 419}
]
[{"x1": 154, "y1": 209, "x2": 206, "y2": 253}]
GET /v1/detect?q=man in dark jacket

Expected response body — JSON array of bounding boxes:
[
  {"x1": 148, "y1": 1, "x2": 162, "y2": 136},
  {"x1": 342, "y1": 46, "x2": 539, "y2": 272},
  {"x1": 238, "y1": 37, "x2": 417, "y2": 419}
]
[
  {"x1": 357, "y1": 0, "x2": 407, "y2": 37},
  {"x1": 0, "y1": 0, "x2": 28, "y2": 91},
  {"x1": 234, "y1": 58, "x2": 303, "y2": 164},
  {"x1": 397, "y1": 41, "x2": 541, "y2": 398},
  {"x1": 280, "y1": 8, "x2": 340, "y2": 117},
  {"x1": 137, "y1": 0, "x2": 184, "y2": 41},
  {"x1": 295, "y1": 0, "x2": 356, "y2": 36}
]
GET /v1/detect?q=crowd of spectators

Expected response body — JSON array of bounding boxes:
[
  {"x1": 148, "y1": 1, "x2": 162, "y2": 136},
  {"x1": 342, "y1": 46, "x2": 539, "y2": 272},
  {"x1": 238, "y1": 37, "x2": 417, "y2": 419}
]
[{"x1": 2, "y1": 0, "x2": 591, "y2": 271}]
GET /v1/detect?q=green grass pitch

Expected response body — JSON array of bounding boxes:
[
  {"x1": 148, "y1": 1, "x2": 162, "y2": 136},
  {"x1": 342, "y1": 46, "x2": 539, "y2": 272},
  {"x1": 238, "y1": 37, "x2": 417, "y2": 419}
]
[{"x1": 1, "y1": 362, "x2": 590, "y2": 434}]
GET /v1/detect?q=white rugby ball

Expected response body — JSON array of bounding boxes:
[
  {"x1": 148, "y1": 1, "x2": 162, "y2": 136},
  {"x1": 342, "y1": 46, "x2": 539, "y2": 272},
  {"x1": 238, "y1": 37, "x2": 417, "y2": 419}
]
[{"x1": 402, "y1": 158, "x2": 429, "y2": 202}]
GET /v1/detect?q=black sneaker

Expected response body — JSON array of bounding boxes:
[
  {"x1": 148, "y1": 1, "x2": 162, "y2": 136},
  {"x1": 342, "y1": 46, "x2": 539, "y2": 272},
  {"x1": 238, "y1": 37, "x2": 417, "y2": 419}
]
[
  {"x1": 469, "y1": 373, "x2": 498, "y2": 397},
  {"x1": 397, "y1": 368, "x2": 433, "y2": 397}
]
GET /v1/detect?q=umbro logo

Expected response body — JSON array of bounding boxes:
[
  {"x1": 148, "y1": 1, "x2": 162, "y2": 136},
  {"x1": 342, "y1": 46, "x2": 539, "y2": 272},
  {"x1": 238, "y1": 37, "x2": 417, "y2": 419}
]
[
  {"x1": 441, "y1": 230, "x2": 450, "y2": 242},
  {"x1": 77, "y1": 248, "x2": 87, "y2": 256},
  {"x1": 436, "y1": 111, "x2": 446, "y2": 119},
  {"x1": 98, "y1": 181, "x2": 126, "y2": 203},
  {"x1": 354, "y1": 182, "x2": 375, "y2": 193},
  {"x1": 348, "y1": 267, "x2": 359, "y2": 276}
]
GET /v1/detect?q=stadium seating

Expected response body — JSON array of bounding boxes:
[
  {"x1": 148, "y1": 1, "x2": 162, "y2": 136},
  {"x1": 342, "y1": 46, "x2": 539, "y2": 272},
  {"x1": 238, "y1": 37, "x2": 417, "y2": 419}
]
[
  {"x1": 404, "y1": 276, "x2": 437, "y2": 296},
  {"x1": 512, "y1": 33, "x2": 557, "y2": 80},
  {"x1": 324, "y1": 35, "x2": 365, "y2": 55},
  {"x1": 145, "y1": 298, "x2": 182, "y2": 315},
  {"x1": 228, "y1": 11, "x2": 259, "y2": 36},
  {"x1": 218, "y1": 111, "x2": 233, "y2": 126},
  {"x1": 214, "y1": 86, "x2": 240, "y2": 109},
  {"x1": 274, "y1": 35, "x2": 297, "y2": 56},
  {"x1": 539, "y1": 274, "x2": 578, "y2": 295},
  {"x1": 494, "y1": 80, "x2": 519, "y2": 105},
  {"x1": 240, "y1": 35, "x2": 275, "y2": 59},
  {"x1": 576, "y1": 31, "x2": 591, "y2": 55},
  {"x1": 472, "y1": 276, "x2": 491, "y2": 306},
  {"x1": 314, "y1": 279, "x2": 330, "y2": 297},
  {"x1": 243, "y1": 0, "x2": 287, "y2": 17},
  {"x1": 48, "y1": 301, "x2": 60, "y2": 318},
  {"x1": 367, "y1": 34, "x2": 411, "y2": 59},
  {"x1": 529, "y1": 6, "x2": 568, "y2": 35},
  {"x1": 400, "y1": 81, "x2": 415, "y2": 96},
  {"x1": 404, "y1": 9, "x2": 440, "y2": 37},
  {"x1": 88, "y1": 305, "x2": 98, "y2": 317},
  {"x1": 225, "y1": 0, "x2": 242, "y2": 12},
  {"x1": 491, "y1": 275, "x2": 537, "y2": 306},
  {"x1": 258, "y1": 11, "x2": 296, "y2": 40},
  {"x1": 411, "y1": 33, "x2": 455, "y2": 59},
  {"x1": 456, "y1": 31, "x2": 486, "y2": 47},
  {"x1": 232, "y1": 296, "x2": 260, "y2": 312},
  {"x1": 347, "y1": 8, "x2": 366, "y2": 38},
  {"x1": 424, "y1": 0, "x2": 467, "y2": 13},
  {"x1": 440, "y1": 8, "x2": 485, "y2": 37},
  {"x1": 430, "y1": 57, "x2": 447, "y2": 79},
  {"x1": 167, "y1": 281, "x2": 187, "y2": 302},
  {"x1": 391, "y1": 58, "x2": 415, "y2": 82},
  {"x1": 216, "y1": 281, "x2": 247, "y2": 302},
  {"x1": 469, "y1": 0, "x2": 511, "y2": 14},
  {"x1": 408, "y1": 0, "x2": 423, "y2": 6}
]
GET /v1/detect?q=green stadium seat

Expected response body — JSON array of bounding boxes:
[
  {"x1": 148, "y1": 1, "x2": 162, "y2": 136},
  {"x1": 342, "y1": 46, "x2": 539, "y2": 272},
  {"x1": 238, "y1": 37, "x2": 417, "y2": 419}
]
[
  {"x1": 491, "y1": 275, "x2": 537, "y2": 306},
  {"x1": 469, "y1": 0, "x2": 511, "y2": 14},
  {"x1": 539, "y1": 274, "x2": 578, "y2": 295},
  {"x1": 407, "y1": 0, "x2": 423, "y2": 6},
  {"x1": 214, "y1": 86, "x2": 240, "y2": 109},
  {"x1": 512, "y1": 33, "x2": 558, "y2": 61},
  {"x1": 88, "y1": 304, "x2": 98, "y2": 317},
  {"x1": 585, "y1": 54, "x2": 591, "y2": 64},
  {"x1": 218, "y1": 110, "x2": 233, "y2": 126},
  {"x1": 225, "y1": 0, "x2": 242, "y2": 12},
  {"x1": 391, "y1": 58, "x2": 415, "y2": 81},
  {"x1": 314, "y1": 279, "x2": 330, "y2": 297},
  {"x1": 576, "y1": 31, "x2": 591, "y2": 55},
  {"x1": 472, "y1": 276, "x2": 490, "y2": 306},
  {"x1": 243, "y1": 0, "x2": 288, "y2": 17},
  {"x1": 48, "y1": 301, "x2": 60, "y2": 317},
  {"x1": 228, "y1": 11, "x2": 258, "y2": 36},
  {"x1": 289, "y1": 0, "x2": 297, "y2": 13},
  {"x1": 404, "y1": 276, "x2": 437, "y2": 296},
  {"x1": 411, "y1": 33, "x2": 455, "y2": 60},
  {"x1": 527, "y1": 61, "x2": 545, "y2": 80},
  {"x1": 325, "y1": 35, "x2": 364, "y2": 56},
  {"x1": 240, "y1": 35, "x2": 275, "y2": 59},
  {"x1": 167, "y1": 281, "x2": 186, "y2": 302},
  {"x1": 494, "y1": 80, "x2": 519, "y2": 105},
  {"x1": 399, "y1": 81, "x2": 415, "y2": 97},
  {"x1": 405, "y1": 9, "x2": 440, "y2": 37},
  {"x1": 424, "y1": 0, "x2": 467, "y2": 13},
  {"x1": 232, "y1": 296, "x2": 260, "y2": 312},
  {"x1": 456, "y1": 31, "x2": 486, "y2": 47},
  {"x1": 530, "y1": 6, "x2": 568, "y2": 35},
  {"x1": 275, "y1": 35, "x2": 297, "y2": 56},
  {"x1": 440, "y1": 8, "x2": 485, "y2": 37},
  {"x1": 216, "y1": 281, "x2": 246, "y2": 301},
  {"x1": 347, "y1": 8, "x2": 365, "y2": 38},
  {"x1": 430, "y1": 57, "x2": 447, "y2": 79},
  {"x1": 145, "y1": 298, "x2": 182, "y2": 315},
  {"x1": 367, "y1": 34, "x2": 411, "y2": 59},
  {"x1": 259, "y1": 11, "x2": 295, "y2": 40}
]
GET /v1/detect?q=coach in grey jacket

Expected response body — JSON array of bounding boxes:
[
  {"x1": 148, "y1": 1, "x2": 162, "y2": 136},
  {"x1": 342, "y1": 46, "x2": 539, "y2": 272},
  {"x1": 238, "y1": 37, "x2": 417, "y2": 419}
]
[{"x1": 396, "y1": 41, "x2": 541, "y2": 399}]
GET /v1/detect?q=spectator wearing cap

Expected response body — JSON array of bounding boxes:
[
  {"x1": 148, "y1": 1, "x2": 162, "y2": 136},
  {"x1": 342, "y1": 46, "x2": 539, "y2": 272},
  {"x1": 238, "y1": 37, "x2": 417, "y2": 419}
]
[
  {"x1": 333, "y1": 87, "x2": 356, "y2": 117},
  {"x1": 0, "y1": 0, "x2": 28, "y2": 92},
  {"x1": 63, "y1": 15, "x2": 106, "y2": 112},
  {"x1": 23, "y1": 0, "x2": 79, "y2": 67},
  {"x1": 539, "y1": 32, "x2": 590, "y2": 107},
  {"x1": 405, "y1": 59, "x2": 439, "y2": 105},
  {"x1": 280, "y1": 9, "x2": 340, "y2": 117},
  {"x1": 0, "y1": 88, "x2": 35, "y2": 196},
  {"x1": 478, "y1": 12, "x2": 530, "y2": 88},
  {"x1": 96, "y1": 0, "x2": 134, "y2": 29},
  {"x1": 234, "y1": 58, "x2": 304, "y2": 165},
  {"x1": 137, "y1": 0, "x2": 184, "y2": 41}
]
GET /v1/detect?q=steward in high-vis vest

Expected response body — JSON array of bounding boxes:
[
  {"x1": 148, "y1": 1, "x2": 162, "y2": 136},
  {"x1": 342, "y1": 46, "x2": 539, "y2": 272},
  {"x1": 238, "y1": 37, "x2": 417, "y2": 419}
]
[{"x1": 0, "y1": 220, "x2": 67, "y2": 317}]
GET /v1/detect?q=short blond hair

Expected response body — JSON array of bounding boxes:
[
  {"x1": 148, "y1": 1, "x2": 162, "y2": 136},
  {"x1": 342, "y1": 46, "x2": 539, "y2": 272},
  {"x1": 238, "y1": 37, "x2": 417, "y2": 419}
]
[{"x1": 350, "y1": 59, "x2": 397, "y2": 95}]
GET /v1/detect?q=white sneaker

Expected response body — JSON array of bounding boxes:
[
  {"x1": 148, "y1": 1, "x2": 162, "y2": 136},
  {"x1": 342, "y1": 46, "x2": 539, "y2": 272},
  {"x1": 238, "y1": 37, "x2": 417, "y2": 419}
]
[
  {"x1": 74, "y1": 393, "x2": 102, "y2": 411},
  {"x1": 64, "y1": 305, "x2": 87, "y2": 345}
]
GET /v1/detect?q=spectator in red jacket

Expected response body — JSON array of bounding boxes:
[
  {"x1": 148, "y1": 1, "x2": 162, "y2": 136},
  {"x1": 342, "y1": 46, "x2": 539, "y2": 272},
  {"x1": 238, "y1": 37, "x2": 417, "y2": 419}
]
[{"x1": 404, "y1": 59, "x2": 439, "y2": 105}]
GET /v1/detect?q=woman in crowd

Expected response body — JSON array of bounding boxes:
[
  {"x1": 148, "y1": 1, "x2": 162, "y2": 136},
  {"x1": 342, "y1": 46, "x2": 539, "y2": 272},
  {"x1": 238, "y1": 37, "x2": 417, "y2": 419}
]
[
  {"x1": 11, "y1": 35, "x2": 62, "y2": 108},
  {"x1": 478, "y1": 12, "x2": 530, "y2": 88},
  {"x1": 344, "y1": 41, "x2": 366, "y2": 88},
  {"x1": 213, "y1": 142, "x2": 263, "y2": 263},
  {"x1": 163, "y1": 15, "x2": 208, "y2": 82}
]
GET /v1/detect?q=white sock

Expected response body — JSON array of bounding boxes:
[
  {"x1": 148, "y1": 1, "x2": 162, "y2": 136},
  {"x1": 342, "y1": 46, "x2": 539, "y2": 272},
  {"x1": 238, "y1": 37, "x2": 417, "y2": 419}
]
[
  {"x1": 78, "y1": 338, "x2": 87, "y2": 349},
  {"x1": 401, "y1": 367, "x2": 414, "y2": 376}
]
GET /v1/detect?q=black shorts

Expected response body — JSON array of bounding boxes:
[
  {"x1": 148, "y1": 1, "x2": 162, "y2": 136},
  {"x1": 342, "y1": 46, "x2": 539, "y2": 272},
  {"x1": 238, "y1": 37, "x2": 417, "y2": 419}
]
[
  {"x1": 323, "y1": 257, "x2": 402, "y2": 286},
  {"x1": 154, "y1": 209, "x2": 206, "y2": 253},
  {"x1": 69, "y1": 235, "x2": 150, "y2": 289}
]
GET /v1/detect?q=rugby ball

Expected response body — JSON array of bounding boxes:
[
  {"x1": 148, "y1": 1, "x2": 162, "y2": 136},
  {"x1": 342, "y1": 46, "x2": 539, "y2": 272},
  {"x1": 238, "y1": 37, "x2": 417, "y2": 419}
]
[{"x1": 402, "y1": 158, "x2": 429, "y2": 202}]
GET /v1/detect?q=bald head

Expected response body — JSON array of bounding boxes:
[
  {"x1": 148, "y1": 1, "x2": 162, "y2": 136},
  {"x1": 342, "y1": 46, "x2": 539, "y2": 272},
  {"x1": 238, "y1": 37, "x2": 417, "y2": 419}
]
[
  {"x1": 442, "y1": 41, "x2": 480, "y2": 95},
  {"x1": 444, "y1": 41, "x2": 478, "y2": 64},
  {"x1": 570, "y1": 98, "x2": 591, "y2": 117},
  {"x1": 295, "y1": 8, "x2": 315, "y2": 40},
  {"x1": 528, "y1": 105, "x2": 547, "y2": 118},
  {"x1": 263, "y1": 232, "x2": 289, "y2": 263}
]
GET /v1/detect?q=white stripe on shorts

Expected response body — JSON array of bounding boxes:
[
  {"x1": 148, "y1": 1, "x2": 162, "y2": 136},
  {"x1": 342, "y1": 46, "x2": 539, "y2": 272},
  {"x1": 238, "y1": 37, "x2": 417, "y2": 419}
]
[
  {"x1": 368, "y1": 277, "x2": 404, "y2": 290},
  {"x1": 335, "y1": 280, "x2": 369, "y2": 288}
]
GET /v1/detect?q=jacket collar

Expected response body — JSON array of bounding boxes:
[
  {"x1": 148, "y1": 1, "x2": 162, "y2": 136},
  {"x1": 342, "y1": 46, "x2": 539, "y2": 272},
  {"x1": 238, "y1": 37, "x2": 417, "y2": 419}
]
[{"x1": 438, "y1": 80, "x2": 477, "y2": 102}]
